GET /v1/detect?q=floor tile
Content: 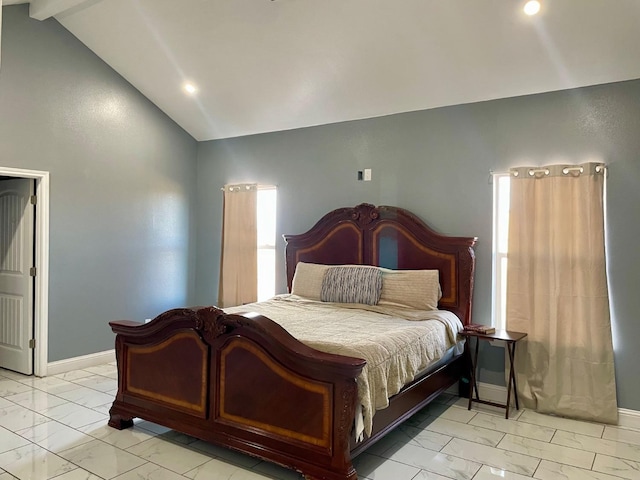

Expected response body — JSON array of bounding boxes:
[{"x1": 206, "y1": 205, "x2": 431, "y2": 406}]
[
  {"x1": 517, "y1": 410, "x2": 604, "y2": 437},
  {"x1": 82, "y1": 365, "x2": 117, "y2": 377},
  {"x1": 422, "y1": 402, "x2": 453, "y2": 417},
  {"x1": 72, "y1": 375, "x2": 117, "y2": 393},
  {"x1": 534, "y1": 459, "x2": 624, "y2": 480},
  {"x1": 552, "y1": 429, "x2": 640, "y2": 462},
  {"x1": 359, "y1": 428, "x2": 411, "y2": 457},
  {"x1": 602, "y1": 425, "x2": 640, "y2": 446},
  {"x1": 392, "y1": 423, "x2": 452, "y2": 452},
  {"x1": 403, "y1": 406, "x2": 438, "y2": 427},
  {"x1": 42, "y1": 402, "x2": 107, "y2": 429},
  {"x1": 353, "y1": 452, "x2": 420, "y2": 480},
  {"x1": 424, "y1": 417, "x2": 504, "y2": 447},
  {"x1": 111, "y1": 462, "x2": 187, "y2": 480},
  {"x1": 31, "y1": 378, "x2": 81, "y2": 396},
  {"x1": 16, "y1": 420, "x2": 94, "y2": 453},
  {"x1": 469, "y1": 412, "x2": 555, "y2": 442},
  {"x1": 57, "y1": 439, "x2": 146, "y2": 479},
  {"x1": 128, "y1": 437, "x2": 211, "y2": 474},
  {"x1": 55, "y1": 386, "x2": 114, "y2": 408},
  {"x1": 0, "y1": 404, "x2": 49, "y2": 431},
  {"x1": 436, "y1": 405, "x2": 478, "y2": 424},
  {"x1": 2, "y1": 362, "x2": 639, "y2": 480},
  {"x1": 50, "y1": 469, "x2": 103, "y2": 480},
  {"x1": 498, "y1": 433, "x2": 594, "y2": 469},
  {"x1": 410, "y1": 470, "x2": 455, "y2": 480},
  {"x1": 184, "y1": 458, "x2": 271, "y2": 479},
  {"x1": 0, "y1": 443, "x2": 75, "y2": 480},
  {"x1": 0, "y1": 426, "x2": 30, "y2": 454},
  {"x1": 89, "y1": 402, "x2": 113, "y2": 416},
  {"x1": 52, "y1": 370, "x2": 95, "y2": 382},
  {"x1": 441, "y1": 438, "x2": 539, "y2": 477},
  {"x1": 4, "y1": 390, "x2": 67, "y2": 412},
  {"x1": 592, "y1": 454, "x2": 640, "y2": 480},
  {"x1": 386, "y1": 442, "x2": 481, "y2": 480},
  {"x1": 78, "y1": 419, "x2": 157, "y2": 449},
  {"x1": 0, "y1": 370, "x2": 28, "y2": 381},
  {"x1": 0, "y1": 380, "x2": 32, "y2": 397},
  {"x1": 472, "y1": 465, "x2": 534, "y2": 480}
]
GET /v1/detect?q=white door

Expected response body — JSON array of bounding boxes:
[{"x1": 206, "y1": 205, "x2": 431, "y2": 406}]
[{"x1": 0, "y1": 178, "x2": 35, "y2": 374}]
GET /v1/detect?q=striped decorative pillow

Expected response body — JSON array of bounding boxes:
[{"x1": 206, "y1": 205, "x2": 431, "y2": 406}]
[{"x1": 320, "y1": 266, "x2": 383, "y2": 305}]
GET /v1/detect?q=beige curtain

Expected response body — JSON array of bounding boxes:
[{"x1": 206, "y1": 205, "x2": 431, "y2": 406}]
[
  {"x1": 218, "y1": 184, "x2": 257, "y2": 308},
  {"x1": 506, "y1": 163, "x2": 617, "y2": 424}
]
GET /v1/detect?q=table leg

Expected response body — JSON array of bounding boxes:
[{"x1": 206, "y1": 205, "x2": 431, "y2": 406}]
[
  {"x1": 505, "y1": 341, "x2": 518, "y2": 419},
  {"x1": 510, "y1": 342, "x2": 520, "y2": 411},
  {"x1": 467, "y1": 337, "x2": 480, "y2": 411}
]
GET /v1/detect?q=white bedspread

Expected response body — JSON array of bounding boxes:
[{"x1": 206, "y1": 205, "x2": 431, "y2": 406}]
[{"x1": 225, "y1": 294, "x2": 463, "y2": 437}]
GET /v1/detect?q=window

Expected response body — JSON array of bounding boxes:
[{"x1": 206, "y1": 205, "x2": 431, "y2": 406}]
[
  {"x1": 257, "y1": 186, "x2": 277, "y2": 301},
  {"x1": 492, "y1": 173, "x2": 510, "y2": 330}
]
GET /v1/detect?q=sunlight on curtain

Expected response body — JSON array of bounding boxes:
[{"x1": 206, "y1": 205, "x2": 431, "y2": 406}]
[
  {"x1": 506, "y1": 163, "x2": 617, "y2": 424},
  {"x1": 218, "y1": 184, "x2": 257, "y2": 308}
]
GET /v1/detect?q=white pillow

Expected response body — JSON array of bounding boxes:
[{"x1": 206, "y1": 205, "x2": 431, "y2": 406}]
[
  {"x1": 291, "y1": 262, "x2": 329, "y2": 300},
  {"x1": 378, "y1": 269, "x2": 441, "y2": 311}
]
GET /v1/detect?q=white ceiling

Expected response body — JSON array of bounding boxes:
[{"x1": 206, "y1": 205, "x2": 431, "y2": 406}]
[{"x1": 6, "y1": 0, "x2": 640, "y2": 141}]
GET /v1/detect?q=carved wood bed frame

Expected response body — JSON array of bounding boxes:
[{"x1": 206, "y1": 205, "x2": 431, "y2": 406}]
[{"x1": 108, "y1": 204, "x2": 477, "y2": 480}]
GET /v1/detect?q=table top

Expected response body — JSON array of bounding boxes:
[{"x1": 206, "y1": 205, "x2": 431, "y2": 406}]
[{"x1": 460, "y1": 329, "x2": 527, "y2": 342}]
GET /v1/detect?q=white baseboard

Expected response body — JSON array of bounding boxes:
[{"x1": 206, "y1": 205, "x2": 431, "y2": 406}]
[
  {"x1": 618, "y1": 408, "x2": 640, "y2": 430},
  {"x1": 46, "y1": 349, "x2": 116, "y2": 376},
  {"x1": 451, "y1": 381, "x2": 640, "y2": 429}
]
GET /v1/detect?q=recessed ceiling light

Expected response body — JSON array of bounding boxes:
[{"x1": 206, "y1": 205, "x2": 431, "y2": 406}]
[
  {"x1": 524, "y1": 1, "x2": 541, "y2": 16},
  {"x1": 183, "y1": 83, "x2": 197, "y2": 95}
]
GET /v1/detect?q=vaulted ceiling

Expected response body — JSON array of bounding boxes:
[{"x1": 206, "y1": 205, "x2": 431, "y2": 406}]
[{"x1": 5, "y1": 0, "x2": 640, "y2": 141}]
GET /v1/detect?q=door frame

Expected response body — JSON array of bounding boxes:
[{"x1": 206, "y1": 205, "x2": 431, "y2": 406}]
[{"x1": 0, "y1": 166, "x2": 49, "y2": 377}]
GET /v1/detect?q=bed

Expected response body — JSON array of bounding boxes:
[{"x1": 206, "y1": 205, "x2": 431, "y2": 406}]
[{"x1": 108, "y1": 203, "x2": 477, "y2": 480}]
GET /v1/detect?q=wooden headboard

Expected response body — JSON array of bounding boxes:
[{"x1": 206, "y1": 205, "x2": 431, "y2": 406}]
[{"x1": 283, "y1": 203, "x2": 477, "y2": 325}]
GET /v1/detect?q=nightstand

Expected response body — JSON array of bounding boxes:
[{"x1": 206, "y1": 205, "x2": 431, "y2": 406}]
[{"x1": 460, "y1": 329, "x2": 527, "y2": 419}]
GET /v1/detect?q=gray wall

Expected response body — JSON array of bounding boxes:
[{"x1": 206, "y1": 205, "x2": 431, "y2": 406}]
[
  {"x1": 196, "y1": 80, "x2": 640, "y2": 411},
  {"x1": 4, "y1": 3, "x2": 637, "y2": 411},
  {"x1": 0, "y1": 6, "x2": 198, "y2": 361}
]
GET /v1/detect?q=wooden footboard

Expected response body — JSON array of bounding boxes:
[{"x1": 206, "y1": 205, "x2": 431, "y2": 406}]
[{"x1": 109, "y1": 306, "x2": 366, "y2": 480}]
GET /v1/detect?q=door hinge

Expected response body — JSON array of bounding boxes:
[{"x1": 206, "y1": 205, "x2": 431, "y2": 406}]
[
  {"x1": 30, "y1": 267, "x2": 37, "y2": 277},
  {"x1": 30, "y1": 195, "x2": 37, "y2": 205},
  {"x1": 29, "y1": 339, "x2": 36, "y2": 349}
]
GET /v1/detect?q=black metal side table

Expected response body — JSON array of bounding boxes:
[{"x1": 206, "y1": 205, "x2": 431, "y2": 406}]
[{"x1": 460, "y1": 329, "x2": 527, "y2": 419}]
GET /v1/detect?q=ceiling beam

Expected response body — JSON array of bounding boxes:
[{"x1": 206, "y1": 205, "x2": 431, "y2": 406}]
[{"x1": 29, "y1": 0, "x2": 96, "y2": 21}]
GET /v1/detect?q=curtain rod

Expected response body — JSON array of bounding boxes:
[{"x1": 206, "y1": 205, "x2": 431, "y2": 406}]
[
  {"x1": 220, "y1": 184, "x2": 277, "y2": 192},
  {"x1": 489, "y1": 164, "x2": 606, "y2": 183},
  {"x1": 511, "y1": 163, "x2": 606, "y2": 178}
]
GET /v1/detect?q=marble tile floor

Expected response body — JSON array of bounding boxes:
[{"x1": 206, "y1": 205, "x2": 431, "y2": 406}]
[{"x1": 1, "y1": 364, "x2": 639, "y2": 480}]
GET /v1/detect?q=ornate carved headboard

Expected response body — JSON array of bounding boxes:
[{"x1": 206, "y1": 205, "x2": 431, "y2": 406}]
[{"x1": 283, "y1": 204, "x2": 477, "y2": 325}]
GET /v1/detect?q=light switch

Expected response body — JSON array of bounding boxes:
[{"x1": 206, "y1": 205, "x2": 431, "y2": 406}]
[{"x1": 364, "y1": 169, "x2": 372, "y2": 181}]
